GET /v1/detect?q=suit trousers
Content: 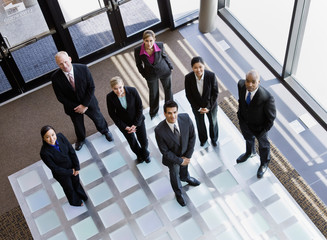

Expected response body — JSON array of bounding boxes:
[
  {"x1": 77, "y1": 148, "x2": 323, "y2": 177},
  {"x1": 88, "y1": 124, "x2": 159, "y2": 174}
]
[
  {"x1": 239, "y1": 121, "x2": 270, "y2": 164},
  {"x1": 55, "y1": 174, "x2": 88, "y2": 206},
  {"x1": 120, "y1": 121, "x2": 149, "y2": 159},
  {"x1": 146, "y1": 74, "x2": 173, "y2": 116},
  {"x1": 192, "y1": 105, "x2": 219, "y2": 144},
  {"x1": 69, "y1": 103, "x2": 108, "y2": 141},
  {"x1": 167, "y1": 163, "x2": 190, "y2": 196}
]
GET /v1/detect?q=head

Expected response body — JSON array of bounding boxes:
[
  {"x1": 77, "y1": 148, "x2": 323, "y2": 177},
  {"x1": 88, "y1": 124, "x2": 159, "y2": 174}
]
[
  {"x1": 110, "y1": 76, "x2": 125, "y2": 97},
  {"x1": 191, "y1": 56, "x2": 205, "y2": 79},
  {"x1": 55, "y1": 51, "x2": 73, "y2": 73},
  {"x1": 41, "y1": 125, "x2": 57, "y2": 145},
  {"x1": 142, "y1": 30, "x2": 156, "y2": 50},
  {"x1": 163, "y1": 100, "x2": 179, "y2": 124},
  {"x1": 245, "y1": 70, "x2": 260, "y2": 92}
]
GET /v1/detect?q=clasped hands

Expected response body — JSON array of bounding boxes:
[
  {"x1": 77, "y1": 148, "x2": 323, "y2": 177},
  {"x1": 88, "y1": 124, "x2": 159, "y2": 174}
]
[
  {"x1": 199, "y1": 108, "x2": 209, "y2": 114},
  {"x1": 181, "y1": 156, "x2": 191, "y2": 166},
  {"x1": 125, "y1": 125, "x2": 137, "y2": 134},
  {"x1": 72, "y1": 169, "x2": 79, "y2": 176},
  {"x1": 74, "y1": 104, "x2": 88, "y2": 114}
]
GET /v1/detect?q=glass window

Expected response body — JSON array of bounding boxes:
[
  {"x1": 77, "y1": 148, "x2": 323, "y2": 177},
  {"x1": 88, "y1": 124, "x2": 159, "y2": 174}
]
[
  {"x1": 0, "y1": 0, "x2": 49, "y2": 46},
  {"x1": 226, "y1": 0, "x2": 294, "y2": 65},
  {"x1": 0, "y1": 66, "x2": 11, "y2": 94},
  {"x1": 170, "y1": 0, "x2": 200, "y2": 22},
  {"x1": 57, "y1": 0, "x2": 104, "y2": 22},
  {"x1": 293, "y1": 0, "x2": 327, "y2": 111}
]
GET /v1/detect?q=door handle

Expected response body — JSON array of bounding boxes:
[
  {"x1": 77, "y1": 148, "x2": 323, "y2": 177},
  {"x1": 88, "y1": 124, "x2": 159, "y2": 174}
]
[{"x1": 1, "y1": 45, "x2": 9, "y2": 58}]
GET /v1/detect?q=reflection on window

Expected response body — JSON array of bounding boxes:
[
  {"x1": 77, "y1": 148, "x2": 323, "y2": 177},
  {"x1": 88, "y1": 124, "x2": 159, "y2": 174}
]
[
  {"x1": 294, "y1": 0, "x2": 327, "y2": 111},
  {"x1": 58, "y1": 0, "x2": 104, "y2": 22},
  {"x1": 120, "y1": 0, "x2": 160, "y2": 37},
  {"x1": 170, "y1": 0, "x2": 200, "y2": 22},
  {"x1": 227, "y1": 0, "x2": 293, "y2": 65},
  {"x1": 0, "y1": 67, "x2": 12, "y2": 94}
]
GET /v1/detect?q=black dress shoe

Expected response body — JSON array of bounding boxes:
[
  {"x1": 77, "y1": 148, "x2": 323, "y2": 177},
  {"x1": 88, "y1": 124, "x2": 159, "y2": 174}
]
[
  {"x1": 236, "y1": 152, "x2": 255, "y2": 163},
  {"x1": 186, "y1": 177, "x2": 201, "y2": 186},
  {"x1": 144, "y1": 156, "x2": 151, "y2": 163},
  {"x1": 257, "y1": 162, "x2": 269, "y2": 178},
  {"x1": 176, "y1": 194, "x2": 186, "y2": 207},
  {"x1": 104, "y1": 132, "x2": 113, "y2": 142},
  {"x1": 75, "y1": 141, "x2": 85, "y2": 151},
  {"x1": 211, "y1": 141, "x2": 217, "y2": 147},
  {"x1": 200, "y1": 141, "x2": 207, "y2": 147},
  {"x1": 137, "y1": 157, "x2": 144, "y2": 163}
]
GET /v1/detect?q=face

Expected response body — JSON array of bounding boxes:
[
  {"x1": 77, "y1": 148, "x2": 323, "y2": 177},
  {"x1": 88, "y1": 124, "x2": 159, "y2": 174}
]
[
  {"x1": 112, "y1": 83, "x2": 125, "y2": 97},
  {"x1": 55, "y1": 53, "x2": 73, "y2": 72},
  {"x1": 192, "y1": 62, "x2": 205, "y2": 79},
  {"x1": 43, "y1": 129, "x2": 57, "y2": 145},
  {"x1": 164, "y1": 107, "x2": 178, "y2": 124},
  {"x1": 245, "y1": 74, "x2": 260, "y2": 92},
  {"x1": 143, "y1": 36, "x2": 155, "y2": 50}
]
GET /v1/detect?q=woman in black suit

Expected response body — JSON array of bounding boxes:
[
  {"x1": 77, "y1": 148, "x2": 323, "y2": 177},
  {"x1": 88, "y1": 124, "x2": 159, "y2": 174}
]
[
  {"x1": 134, "y1": 29, "x2": 173, "y2": 119},
  {"x1": 106, "y1": 76, "x2": 150, "y2": 163},
  {"x1": 40, "y1": 125, "x2": 88, "y2": 206}
]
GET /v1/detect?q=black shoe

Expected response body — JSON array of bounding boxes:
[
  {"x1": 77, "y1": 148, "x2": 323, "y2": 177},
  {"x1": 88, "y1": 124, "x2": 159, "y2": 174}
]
[
  {"x1": 104, "y1": 132, "x2": 113, "y2": 142},
  {"x1": 176, "y1": 194, "x2": 186, "y2": 207},
  {"x1": 75, "y1": 141, "x2": 85, "y2": 151},
  {"x1": 236, "y1": 152, "x2": 255, "y2": 163},
  {"x1": 150, "y1": 113, "x2": 157, "y2": 120},
  {"x1": 257, "y1": 162, "x2": 269, "y2": 178},
  {"x1": 137, "y1": 157, "x2": 144, "y2": 163},
  {"x1": 145, "y1": 156, "x2": 151, "y2": 163},
  {"x1": 200, "y1": 141, "x2": 207, "y2": 147},
  {"x1": 185, "y1": 177, "x2": 201, "y2": 186},
  {"x1": 211, "y1": 140, "x2": 217, "y2": 147}
]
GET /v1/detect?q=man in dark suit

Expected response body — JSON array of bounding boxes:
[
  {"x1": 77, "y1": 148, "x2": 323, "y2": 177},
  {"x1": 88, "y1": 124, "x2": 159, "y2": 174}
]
[
  {"x1": 185, "y1": 56, "x2": 219, "y2": 147},
  {"x1": 106, "y1": 76, "x2": 150, "y2": 163},
  {"x1": 155, "y1": 100, "x2": 200, "y2": 206},
  {"x1": 236, "y1": 70, "x2": 276, "y2": 178},
  {"x1": 51, "y1": 51, "x2": 113, "y2": 150}
]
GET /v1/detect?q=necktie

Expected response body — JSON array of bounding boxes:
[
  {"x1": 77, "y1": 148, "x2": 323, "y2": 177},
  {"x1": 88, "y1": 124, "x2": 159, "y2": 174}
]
[
  {"x1": 246, "y1": 92, "x2": 251, "y2": 105},
  {"x1": 173, "y1": 124, "x2": 180, "y2": 143},
  {"x1": 67, "y1": 73, "x2": 75, "y2": 90}
]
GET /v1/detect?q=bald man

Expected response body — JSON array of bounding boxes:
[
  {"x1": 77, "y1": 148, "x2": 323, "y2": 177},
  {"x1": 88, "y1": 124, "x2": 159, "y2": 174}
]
[
  {"x1": 236, "y1": 70, "x2": 276, "y2": 178},
  {"x1": 51, "y1": 51, "x2": 113, "y2": 150}
]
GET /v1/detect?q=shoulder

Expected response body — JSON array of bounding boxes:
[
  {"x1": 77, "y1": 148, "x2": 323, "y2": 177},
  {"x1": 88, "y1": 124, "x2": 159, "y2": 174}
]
[
  {"x1": 156, "y1": 42, "x2": 164, "y2": 48},
  {"x1": 185, "y1": 71, "x2": 194, "y2": 79},
  {"x1": 51, "y1": 69, "x2": 63, "y2": 81},
  {"x1": 258, "y1": 86, "x2": 274, "y2": 101},
  {"x1": 155, "y1": 120, "x2": 166, "y2": 133},
  {"x1": 134, "y1": 45, "x2": 142, "y2": 52},
  {"x1": 238, "y1": 79, "x2": 245, "y2": 88},
  {"x1": 205, "y1": 70, "x2": 215, "y2": 77},
  {"x1": 179, "y1": 113, "x2": 190, "y2": 121}
]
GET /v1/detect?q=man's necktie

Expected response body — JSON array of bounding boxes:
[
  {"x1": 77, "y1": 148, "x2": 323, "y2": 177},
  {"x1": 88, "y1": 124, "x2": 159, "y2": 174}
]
[
  {"x1": 68, "y1": 73, "x2": 75, "y2": 90},
  {"x1": 246, "y1": 92, "x2": 251, "y2": 105},
  {"x1": 174, "y1": 124, "x2": 180, "y2": 143}
]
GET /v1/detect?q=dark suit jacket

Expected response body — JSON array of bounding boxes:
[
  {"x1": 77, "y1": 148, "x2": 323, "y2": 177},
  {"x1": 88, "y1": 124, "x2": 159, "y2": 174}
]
[
  {"x1": 155, "y1": 113, "x2": 195, "y2": 166},
  {"x1": 185, "y1": 70, "x2": 218, "y2": 110},
  {"x1": 40, "y1": 133, "x2": 79, "y2": 178},
  {"x1": 237, "y1": 80, "x2": 276, "y2": 136},
  {"x1": 134, "y1": 42, "x2": 173, "y2": 80},
  {"x1": 51, "y1": 64, "x2": 97, "y2": 115},
  {"x1": 106, "y1": 86, "x2": 145, "y2": 131}
]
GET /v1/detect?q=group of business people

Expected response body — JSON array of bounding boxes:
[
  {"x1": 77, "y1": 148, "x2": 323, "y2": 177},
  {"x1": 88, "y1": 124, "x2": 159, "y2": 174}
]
[{"x1": 39, "y1": 29, "x2": 276, "y2": 207}]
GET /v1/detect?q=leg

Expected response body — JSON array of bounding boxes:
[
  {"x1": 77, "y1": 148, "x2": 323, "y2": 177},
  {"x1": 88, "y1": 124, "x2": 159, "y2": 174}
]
[
  {"x1": 192, "y1": 108, "x2": 207, "y2": 144},
  {"x1": 69, "y1": 113, "x2": 85, "y2": 142},
  {"x1": 146, "y1": 79, "x2": 159, "y2": 117},
  {"x1": 71, "y1": 174, "x2": 88, "y2": 201},
  {"x1": 122, "y1": 128, "x2": 142, "y2": 158},
  {"x1": 207, "y1": 105, "x2": 219, "y2": 143},
  {"x1": 135, "y1": 121, "x2": 150, "y2": 160},
  {"x1": 236, "y1": 121, "x2": 256, "y2": 163},
  {"x1": 159, "y1": 74, "x2": 173, "y2": 102},
  {"x1": 85, "y1": 102, "x2": 108, "y2": 134},
  {"x1": 56, "y1": 175, "x2": 83, "y2": 206},
  {"x1": 256, "y1": 132, "x2": 270, "y2": 178},
  {"x1": 167, "y1": 164, "x2": 183, "y2": 196}
]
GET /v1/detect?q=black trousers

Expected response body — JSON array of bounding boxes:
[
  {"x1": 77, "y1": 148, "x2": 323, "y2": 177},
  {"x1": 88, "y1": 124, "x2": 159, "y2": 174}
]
[
  {"x1": 69, "y1": 103, "x2": 108, "y2": 141},
  {"x1": 120, "y1": 121, "x2": 149, "y2": 159},
  {"x1": 55, "y1": 174, "x2": 88, "y2": 206},
  {"x1": 146, "y1": 74, "x2": 173, "y2": 116},
  {"x1": 239, "y1": 121, "x2": 270, "y2": 164},
  {"x1": 192, "y1": 104, "x2": 219, "y2": 144},
  {"x1": 166, "y1": 163, "x2": 190, "y2": 196}
]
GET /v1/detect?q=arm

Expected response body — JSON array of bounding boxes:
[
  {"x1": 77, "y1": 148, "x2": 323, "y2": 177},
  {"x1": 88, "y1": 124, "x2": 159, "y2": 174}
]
[
  {"x1": 51, "y1": 73, "x2": 77, "y2": 110},
  {"x1": 209, "y1": 73, "x2": 219, "y2": 110},
  {"x1": 160, "y1": 43, "x2": 173, "y2": 70},
  {"x1": 61, "y1": 134, "x2": 80, "y2": 171},
  {"x1": 134, "y1": 47, "x2": 146, "y2": 77},
  {"x1": 80, "y1": 66, "x2": 95, "y2": 107},
  {"x1": 41, "y1": 151, "x2": 73, "y2": 176},
  {"x1": 263, "y1": 95, "x2": 276, "y2": 132},
  {"x1": 132, "y1": 88, "x2": 144, "y2": 126},
  {"x1": 183, "y1": 116, "x2": 196, "y2": 158},
  {"x1": 185, "y1": 73, "x2": 201, "y2": 110}
]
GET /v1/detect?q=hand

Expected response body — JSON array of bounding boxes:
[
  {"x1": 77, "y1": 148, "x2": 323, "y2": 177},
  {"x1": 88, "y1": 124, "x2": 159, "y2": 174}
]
[
  {"x1": 181, "y1": 157, "x2": 190, "y2": 166},
  {"x1": 74, "y1": 104, "x2": 88, "y2": 114},
  {"x1": 199, "y1": 108, "x2": 209, "y2": 114},
  {"x1": 125, "y1": 125, "x2": 137, "y2": 134},
  {"x1": 74, "y1": 170, "x2": 79, "y2": 176}
]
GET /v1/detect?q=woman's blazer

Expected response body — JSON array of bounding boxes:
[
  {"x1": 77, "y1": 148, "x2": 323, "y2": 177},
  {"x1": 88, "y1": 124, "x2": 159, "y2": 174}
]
[
  {"x1": 134, "y1": 42, "x2": 173, "y2": 80},
  {"x1": 40, "y1": 133, "x2": 80, "y2": 178},
  {"x1": 106, "y1": 86, "x2": 145, "y2": 131}
]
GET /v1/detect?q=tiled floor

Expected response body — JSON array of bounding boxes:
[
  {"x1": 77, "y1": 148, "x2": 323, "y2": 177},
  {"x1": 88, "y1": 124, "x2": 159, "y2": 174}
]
[{"x1": 9, "y1": 91, "x2": 324, "y2": 240}]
